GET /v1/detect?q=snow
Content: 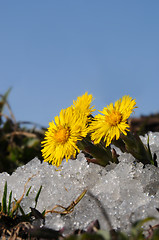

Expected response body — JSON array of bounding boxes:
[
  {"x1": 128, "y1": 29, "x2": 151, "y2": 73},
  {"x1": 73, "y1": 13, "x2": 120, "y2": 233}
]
[{"x1": 1, "y1": 132, "x2": 159, "y2": 234}]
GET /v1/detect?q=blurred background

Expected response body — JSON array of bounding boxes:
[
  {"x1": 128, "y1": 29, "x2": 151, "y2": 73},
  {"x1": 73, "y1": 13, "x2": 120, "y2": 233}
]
[
  {"x1": 0, "y1": 1, "x2": 159, "y2": 127},
  {"x1": 1, "y1": 1, "x2": 159, "y2": 173}
]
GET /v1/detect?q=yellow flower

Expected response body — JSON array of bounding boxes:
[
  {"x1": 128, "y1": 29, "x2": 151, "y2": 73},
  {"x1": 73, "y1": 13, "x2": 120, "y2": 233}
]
[
  {"x1": 41, "y1": 107, "x2": 88, "y2": 167},
  {"x1": 72, "y1": 92, "x2": 95, "y2": 120},
  {"x1": 89, "y1": 95, "x2": 137, "y2": 147}
]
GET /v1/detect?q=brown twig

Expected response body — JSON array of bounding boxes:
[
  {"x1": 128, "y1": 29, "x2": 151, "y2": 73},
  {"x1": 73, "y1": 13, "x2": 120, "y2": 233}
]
[
  {"x1": 11, "y1": 174, "x2": 37, "y2": 214},
  {"x1": 45, "y1": 189, "x2": 87, "y2": 216},
  {"x1": 5, "y1": 131, "x2": 37, "y2": 139}
]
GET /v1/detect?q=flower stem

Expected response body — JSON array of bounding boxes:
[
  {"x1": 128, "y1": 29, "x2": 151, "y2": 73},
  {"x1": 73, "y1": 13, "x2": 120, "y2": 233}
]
[{"x1": 77, "y1": 138, "x2": 116, "y2": 166}]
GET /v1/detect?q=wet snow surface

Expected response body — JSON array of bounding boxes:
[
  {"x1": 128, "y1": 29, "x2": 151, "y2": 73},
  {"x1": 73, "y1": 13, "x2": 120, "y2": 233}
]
[{"x1": 1, "y1": 132, "x2": 159, "y2": 234}]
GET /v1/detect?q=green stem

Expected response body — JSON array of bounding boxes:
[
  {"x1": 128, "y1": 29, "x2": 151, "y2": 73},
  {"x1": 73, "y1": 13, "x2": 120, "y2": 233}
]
[
  {"x1": 77, "y1": 138, "x2": 115, "y2": 167},
  {"x1": 120, "y1": 132, "x2": 153, "y2": 165}
]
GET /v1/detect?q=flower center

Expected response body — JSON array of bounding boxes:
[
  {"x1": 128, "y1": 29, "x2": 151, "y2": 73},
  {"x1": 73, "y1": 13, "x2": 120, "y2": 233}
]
[
  {"x1": 54, "y1": 127, "x2": 70, "y2": 144},
  {"x1": 106, "y1": 111, "x2": 122, "y2": 126}
]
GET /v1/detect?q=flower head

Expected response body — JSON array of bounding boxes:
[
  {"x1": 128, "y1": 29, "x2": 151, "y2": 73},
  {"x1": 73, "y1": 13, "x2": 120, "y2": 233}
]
[
  {"x1": 89, "y1": 95, "x2": 137, "y2": 147},
  {"x1": 41, "y1": 107, "x2": 88, "y2": 167},
  {"x1": 72, "y1": 92, "x2": 95, "y2": 120}
]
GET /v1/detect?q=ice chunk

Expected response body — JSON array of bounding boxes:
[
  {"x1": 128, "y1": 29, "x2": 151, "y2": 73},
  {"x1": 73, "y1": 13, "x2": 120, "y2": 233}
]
[{"x1": 1, "y1": 133, "x2": 159, "y2": 234}]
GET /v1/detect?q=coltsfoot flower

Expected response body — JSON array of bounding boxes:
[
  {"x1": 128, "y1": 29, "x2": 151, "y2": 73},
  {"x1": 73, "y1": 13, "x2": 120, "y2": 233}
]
[
  {"x1": 89, "y1": 95, "x2": 137, "y2": 147},
  {"x1": 41, "y1": 107, "x2": 88, "y2": 167},
  {"x1": 72, "y1": 92, "x2": 95, "y2": 120}
]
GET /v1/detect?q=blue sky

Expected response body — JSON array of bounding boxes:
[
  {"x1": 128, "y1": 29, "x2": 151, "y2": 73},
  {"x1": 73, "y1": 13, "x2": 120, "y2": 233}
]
[{"x1": 0, "y1": 1, "x2": 159, "y2": 127}]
